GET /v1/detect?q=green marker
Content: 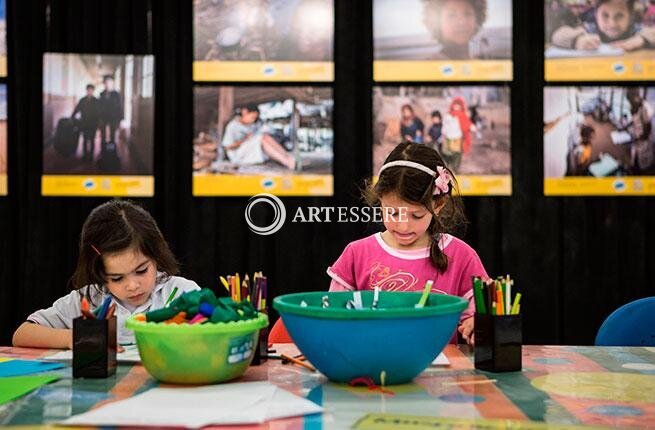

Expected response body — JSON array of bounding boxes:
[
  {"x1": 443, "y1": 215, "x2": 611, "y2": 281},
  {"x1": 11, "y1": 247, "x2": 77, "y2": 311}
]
[
  {"x1": 164, "y1": 287, "x2": 178, "y2": 307},
  {"x1": 416, "y1": 280, "x2": 434, "y2": 308}
]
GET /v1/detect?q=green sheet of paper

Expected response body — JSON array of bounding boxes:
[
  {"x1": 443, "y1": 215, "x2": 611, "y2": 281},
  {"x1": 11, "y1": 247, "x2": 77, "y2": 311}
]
[{"x1": 0, "y1": 375, "x2": 60, "y2": 405}]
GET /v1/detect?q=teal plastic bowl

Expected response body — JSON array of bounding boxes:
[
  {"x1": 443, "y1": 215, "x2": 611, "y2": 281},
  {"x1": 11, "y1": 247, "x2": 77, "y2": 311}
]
[
  {"x1": 126, "y1": 313, "x2": 268, "y2": 384},
  {"x1": 273, "y1": 291, "x2": 467, "y2": 385}
]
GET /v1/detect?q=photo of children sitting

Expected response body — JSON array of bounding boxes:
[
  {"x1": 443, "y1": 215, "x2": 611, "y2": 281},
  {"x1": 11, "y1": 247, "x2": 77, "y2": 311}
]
[
  {"x1": 193, "y1": 86, "x2": 333, "y2": 176},
  {"x1": 544, "y1": 87, "x2": 655, "y2": 178},
  {"x1": 545, "y1": 0, "x2": 655, "y2": 57},
  {"x1": 373, "y1": 86, "x2": 510, "y2": 177}
]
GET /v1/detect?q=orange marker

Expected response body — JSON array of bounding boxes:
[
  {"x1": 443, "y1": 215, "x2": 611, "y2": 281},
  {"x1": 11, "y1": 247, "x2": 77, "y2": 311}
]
[
  {"x1": 164, "y1": 311, "x2": 187, "y2": 324},
  {"x1": 281, "y1": 353, "x2": 316, "y2": 372},
  {"x1": 495, "y1": 287, "x2": 504, "y2": 315},
  {"x1": 80, "y1": 297, "x2": 95, "y2": 319}
]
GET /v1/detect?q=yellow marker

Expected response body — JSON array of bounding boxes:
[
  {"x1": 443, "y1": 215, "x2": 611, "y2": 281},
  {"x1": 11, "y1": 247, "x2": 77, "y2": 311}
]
[
  {"x1": 510, "y1": 293, "x2": 522, "y2": 315},
  {"x1": 219, "y1": 276, "x2": 230, "y2": 292}
]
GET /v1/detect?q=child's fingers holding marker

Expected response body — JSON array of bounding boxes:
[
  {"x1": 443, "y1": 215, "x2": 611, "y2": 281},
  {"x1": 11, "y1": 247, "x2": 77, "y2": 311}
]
[
  {"x1": 458, "y1": 316, "x2": 474, "y2": 345},
  {"x1": 575, "y1": 34, "x2": 600, "y2": 50}
]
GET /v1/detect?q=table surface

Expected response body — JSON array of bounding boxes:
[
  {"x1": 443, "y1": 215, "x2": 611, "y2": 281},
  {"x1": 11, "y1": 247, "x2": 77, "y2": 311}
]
[{"x1": 2, "y1": 344, "x2": 655, "y2": 428}]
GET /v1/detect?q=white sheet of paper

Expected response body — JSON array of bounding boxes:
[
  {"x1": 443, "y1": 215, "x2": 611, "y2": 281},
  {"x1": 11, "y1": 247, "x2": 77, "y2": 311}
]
[
  {"x1": 588, "y1": 153, "x2": 620, "y2": 177},
  {"x1": 611, "y1": 130, "x2": 632, "y2": 145},
  {"x1": 61, "y1": 381, "x2": 322, "y2": 428},
  {"x1": 545, "y1": 44, "x2": 623, "y2": 58},
  {"x1": 42, "y1": 344, "x2": 141, "y2": 363},
  {"x1": 431, "y1": 352, "x2": 450, "y2": 366}
]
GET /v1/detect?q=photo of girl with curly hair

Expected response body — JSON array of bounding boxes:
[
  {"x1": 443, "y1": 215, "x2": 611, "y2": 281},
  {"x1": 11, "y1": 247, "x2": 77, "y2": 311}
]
[{"x1": 374, "y1": 0, "x2": 512, "y2": 61}]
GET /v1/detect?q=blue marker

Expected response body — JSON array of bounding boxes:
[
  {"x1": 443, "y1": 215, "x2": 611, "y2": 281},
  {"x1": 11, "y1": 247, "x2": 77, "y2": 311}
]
[{"x1": 96, "y1": 296, "x2": 113, "y2": 320}]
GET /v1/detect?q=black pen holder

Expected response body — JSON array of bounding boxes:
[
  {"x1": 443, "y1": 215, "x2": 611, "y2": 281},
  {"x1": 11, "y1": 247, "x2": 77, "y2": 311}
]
[
  {"x1": 474, "y1": 313, "x2": 522, "y2": 372},
  {"x1": 73, "y1": 316, "x2": 117, "y2": 378},
  {"x1": 250, "y1": 326, "x2": 269, "y2": 366}
]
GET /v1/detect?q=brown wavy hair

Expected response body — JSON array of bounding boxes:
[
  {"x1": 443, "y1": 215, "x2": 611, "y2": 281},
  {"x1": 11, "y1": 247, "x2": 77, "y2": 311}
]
[
  {"x1": 70, "y1": 200, "x2": 179, "y2": 294},
  {"x1": 422, "y1": 0, "x2": 488, "y2": 41},
  {"x1": 365, "y1": 142, "x2": 467, "y2": 272}
]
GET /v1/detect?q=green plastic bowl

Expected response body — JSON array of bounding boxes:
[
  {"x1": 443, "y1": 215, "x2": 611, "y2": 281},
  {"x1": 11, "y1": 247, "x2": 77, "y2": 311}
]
[{"x1": 126, "y1": 313, "x2": 268, "y2": 384}]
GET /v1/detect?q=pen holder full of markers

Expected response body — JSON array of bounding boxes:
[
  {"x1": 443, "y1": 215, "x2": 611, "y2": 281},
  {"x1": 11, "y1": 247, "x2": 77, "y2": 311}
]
[
  {"x1": 221, "y1": 271, "x2": 269, "y2": 366},
  {"x1": 472, "y1": 276, "x2": 522, "y2": 372},
  {"x1": 73, "y1": 296, "x2": 117, "y2": 378}
]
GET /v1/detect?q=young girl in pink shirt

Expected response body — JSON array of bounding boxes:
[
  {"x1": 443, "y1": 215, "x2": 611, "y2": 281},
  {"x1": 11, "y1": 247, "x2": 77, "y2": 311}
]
[{"x1": 327, "y1": 142, "x2": 487, "y2": 344}]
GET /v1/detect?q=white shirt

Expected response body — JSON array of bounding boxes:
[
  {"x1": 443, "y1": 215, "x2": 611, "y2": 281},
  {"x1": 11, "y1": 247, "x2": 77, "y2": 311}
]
[{"x1": 27, "y1": 274, "x2": 200, "y2": 345}]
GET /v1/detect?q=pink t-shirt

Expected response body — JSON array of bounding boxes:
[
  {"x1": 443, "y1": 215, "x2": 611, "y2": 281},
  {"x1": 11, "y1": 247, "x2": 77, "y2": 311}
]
[{"x1": 327, "y1": 232, "x2": 488, "y2": 321}]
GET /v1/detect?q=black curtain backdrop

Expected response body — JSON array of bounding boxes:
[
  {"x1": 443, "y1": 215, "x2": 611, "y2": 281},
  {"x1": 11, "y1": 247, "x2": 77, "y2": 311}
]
[{"x1": 1, "y1": 0, "x2": 654, "y2": 346}]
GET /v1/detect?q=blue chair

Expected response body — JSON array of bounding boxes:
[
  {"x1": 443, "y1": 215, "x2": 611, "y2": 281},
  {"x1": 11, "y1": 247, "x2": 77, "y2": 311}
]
[{"x1": 595, "y1": 297, "x2": 655, "y2": 346}]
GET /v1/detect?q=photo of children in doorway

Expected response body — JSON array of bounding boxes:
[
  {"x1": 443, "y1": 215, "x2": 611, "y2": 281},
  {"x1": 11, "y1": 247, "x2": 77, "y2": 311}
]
[
  {"x1": 545, "y1": 0, "x2": 655, "y2": 80},
  {"x1": 373, "y1": 0, "x2": 512, "y2": 81},
  {"x1": 0, "y1": 84, "x2": 6, "y2": 195},
  {"x1": 544, "y1": 86, "x2": 655, "y2": 194},
  {"x1": 42, "y1": 54, "x2": 155, "y2": 196},
  {"x1": 193, "y1": 86, "x2": 333, "y2": 196},
  {"x1": 193, "y1": 0, "x2": 333, "y2": 81},
  {"x1": 373, "y1": 86, "x2": 511, "y2": 195}
]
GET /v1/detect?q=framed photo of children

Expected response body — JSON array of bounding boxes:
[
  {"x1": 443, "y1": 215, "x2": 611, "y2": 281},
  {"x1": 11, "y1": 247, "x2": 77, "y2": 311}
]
[
  {"x1": 373, "y1": 86, "x2": 512, "y2": 195},
  {"x1": 373, "y1": 0, "x2": 513, "y2": 82},
  {"x1": 544, "y1": 86, "x2": 655, "y2": 195},
  {"x1": 42, "y1": 53, "x2": 155, "y2": 197},
  {"x1": 545, "y1": 0, "x2": 655, "y2": 81},
  {"x1": 0, "y1": 0, "x2": 6, "y2": 77},
  {"x1": 193, "y1": 0, "x2": 334, "y2": 82},
  {"x1": 0, "y1": 84, "x2": 6, "y2": 195},
  {"x1": 193, "y1": 85, "x2": 333, "y2": 196}
]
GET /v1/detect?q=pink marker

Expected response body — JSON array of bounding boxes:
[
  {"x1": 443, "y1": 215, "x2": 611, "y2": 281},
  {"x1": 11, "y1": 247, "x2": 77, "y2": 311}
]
[{"x1": 189, "y1": 314, "x2": 208, "y2": 325}]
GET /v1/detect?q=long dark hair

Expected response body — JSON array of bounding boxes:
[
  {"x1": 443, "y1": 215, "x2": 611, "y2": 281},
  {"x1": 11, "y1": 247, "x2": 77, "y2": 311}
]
[
  {"x1": 365, "y1": 142, "x2": 467, "y2": 272},
  {"x1": 70, "y1": 199, "x2": 179, "y2": 292}
]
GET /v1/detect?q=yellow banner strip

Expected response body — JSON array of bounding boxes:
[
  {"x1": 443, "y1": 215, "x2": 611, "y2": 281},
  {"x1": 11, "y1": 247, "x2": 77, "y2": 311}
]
[
  {"x1": 545, "y1": 58, "x2": 655, "y2": 81},
  {"x1": 544, "y1": 177, "x2": 655, "y2": 196},
  {"x1": 41, "y1": 175, "x2": 154, "y2": 197},
  {"x1": 193, "y1": 61, "x2": 333, "y2": 82},
  {"x1": 193, "y1": 173, "x2": 333, "y2": 196},
  {"x1": 374, "y1": 60, "x2": 512, "y2": 82}
]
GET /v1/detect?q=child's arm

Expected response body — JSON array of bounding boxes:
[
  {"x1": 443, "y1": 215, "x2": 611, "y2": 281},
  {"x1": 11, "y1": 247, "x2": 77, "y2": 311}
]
[
  {"x1": 552, "y1": 25, "x2": 600, "y2": 50},
  {"x1": 328, "y1": 279, "x2": 353, "y2": 292},
  {"x1": 612, "y1": 27, "x2": 655, "y2": 51},
  {"x1": 12, "y1": 322, "x2": 72, "y2": 349},
  {"x1": 14, "y1": 290, "x2": 84, "y2": 349},
  {"x1": 224, "y1": 132, "x2": 253, "y2": 150}
]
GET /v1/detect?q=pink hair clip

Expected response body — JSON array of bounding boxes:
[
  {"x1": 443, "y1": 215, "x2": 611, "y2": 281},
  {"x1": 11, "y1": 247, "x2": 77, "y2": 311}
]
[
  {"x1": 433, "y1": 166, "x2": 453, "y2": 195},
  {"x1": 90, "y1": 244, "x2": 102, "y2": 256}
]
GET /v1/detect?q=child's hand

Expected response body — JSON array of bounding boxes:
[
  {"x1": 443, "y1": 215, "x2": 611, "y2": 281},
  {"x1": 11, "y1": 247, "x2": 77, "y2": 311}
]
[
  {"x1": 458, "y1": 317, "x2": 474, "y2": 345},
  {"x1": 611, "y1": 35, "x2": 645, "y2": 51},
  {"x1": 575, "y1": 34, "x2": 601, "y2": 50}
]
